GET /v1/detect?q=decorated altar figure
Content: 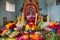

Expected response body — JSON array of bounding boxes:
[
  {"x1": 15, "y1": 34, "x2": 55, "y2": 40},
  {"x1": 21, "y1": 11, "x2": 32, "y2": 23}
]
[
  {"x1": 26, "y1": 12, "x2": 35, "y2": 24},
  {"x1": 25, "y1": 22, "x2": 36, "y2": 31},
  {"x1": 25, "y1": 11, "x2": 36, "y2": 31}
]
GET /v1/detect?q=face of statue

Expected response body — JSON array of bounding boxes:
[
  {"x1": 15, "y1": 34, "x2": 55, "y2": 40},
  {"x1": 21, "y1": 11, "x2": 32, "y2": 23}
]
[{"x1": 26, "y1": 6, "x2": 35, "y2": 14}]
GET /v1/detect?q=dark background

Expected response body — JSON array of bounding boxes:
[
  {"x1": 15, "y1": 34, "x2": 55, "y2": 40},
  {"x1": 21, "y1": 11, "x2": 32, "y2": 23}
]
[{"x1": 56, "y1": 0, "x2": 60, "y2": 5}]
